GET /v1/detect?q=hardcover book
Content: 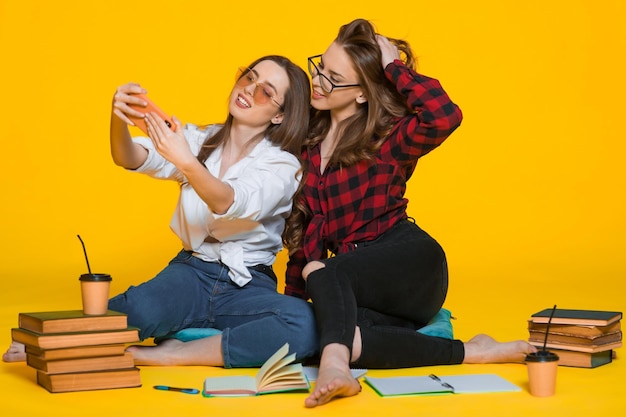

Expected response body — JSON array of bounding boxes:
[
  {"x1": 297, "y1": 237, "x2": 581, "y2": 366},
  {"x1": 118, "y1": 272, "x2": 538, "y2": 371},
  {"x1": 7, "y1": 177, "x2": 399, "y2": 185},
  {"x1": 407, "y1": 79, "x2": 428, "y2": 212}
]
[
  {"x1": 530, "y1": 309, "x2": 622, "y2": 326},
  {"x1": 18, "y1": 310, "x2": 128, "y2": 334},
  {"x1": 529, "y1": 340, "x2": 622, "y2": 353},
  {"x1": 11, "y1": 327, "x2": 139, "y2": 350},
  {"x1": 528, "y1": 330, "x2": 622, "y2": 346},
  {"x1": 202, "y1": 343, "x2": 309, "y2": 396},
  {"x1": 547, "y1": 349, "x2": 614, "y2": 368},
  {"x1": 25, "y1": 344, "x2": 128, "y2": 361},
  {"x1": 527, "y1": 321, "x2": 621, "y2": 337},
  {"x1": 27, "y1": 351, "x2": 135, "y2": 374},
  {"x1": 36, "y1": 367, "x2": 142, "y2": 393}
]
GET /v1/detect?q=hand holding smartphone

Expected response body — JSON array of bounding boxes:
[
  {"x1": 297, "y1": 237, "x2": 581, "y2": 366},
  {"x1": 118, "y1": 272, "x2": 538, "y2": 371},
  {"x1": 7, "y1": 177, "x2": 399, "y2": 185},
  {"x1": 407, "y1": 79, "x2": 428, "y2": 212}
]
[{"x1": 128, "y1": 93, "x2": 176, "y2": 135}]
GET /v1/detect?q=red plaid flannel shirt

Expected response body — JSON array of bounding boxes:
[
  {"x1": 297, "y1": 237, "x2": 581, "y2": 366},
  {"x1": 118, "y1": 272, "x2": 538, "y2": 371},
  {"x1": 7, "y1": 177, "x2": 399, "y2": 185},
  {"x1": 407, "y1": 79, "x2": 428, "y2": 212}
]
[{"x1": 284, "y1": 60, "x2": 463, "y2": 299}]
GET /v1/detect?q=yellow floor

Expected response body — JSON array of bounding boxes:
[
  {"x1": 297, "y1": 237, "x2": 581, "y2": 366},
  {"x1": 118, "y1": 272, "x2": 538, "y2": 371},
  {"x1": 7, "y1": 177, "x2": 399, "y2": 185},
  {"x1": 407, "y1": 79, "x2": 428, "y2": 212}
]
[
  {"x1": 2, "y1": 1, "x2": 625, "y2": 415},
  {"x1": 1, "y1": 260, "x2": 624, "y2": 417}
]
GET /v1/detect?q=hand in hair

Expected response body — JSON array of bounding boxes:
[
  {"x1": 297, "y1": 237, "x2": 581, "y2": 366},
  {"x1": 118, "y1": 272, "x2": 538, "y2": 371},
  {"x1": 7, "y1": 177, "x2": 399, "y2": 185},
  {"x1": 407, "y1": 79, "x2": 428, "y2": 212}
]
[{"x1": 376, "y1": 35, "x2": 401, "y2": 68}]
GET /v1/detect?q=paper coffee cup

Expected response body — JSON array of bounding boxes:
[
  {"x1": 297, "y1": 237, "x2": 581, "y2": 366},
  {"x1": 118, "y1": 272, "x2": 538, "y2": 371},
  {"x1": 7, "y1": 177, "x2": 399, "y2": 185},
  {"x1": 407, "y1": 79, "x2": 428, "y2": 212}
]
[
  {"x1": 79, "y1": 273, "x2": 112, "y2": 315},
  {"x1": 525, "y1": 350, "x2": 559, "y2": 397}
]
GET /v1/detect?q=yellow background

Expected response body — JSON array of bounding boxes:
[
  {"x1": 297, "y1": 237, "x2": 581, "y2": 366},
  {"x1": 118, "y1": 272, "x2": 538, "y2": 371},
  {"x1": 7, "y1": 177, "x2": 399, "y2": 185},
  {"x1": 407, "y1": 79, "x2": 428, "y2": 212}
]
[{"x1": 1, "y1": 1, "x2": 624, "y2": 416}]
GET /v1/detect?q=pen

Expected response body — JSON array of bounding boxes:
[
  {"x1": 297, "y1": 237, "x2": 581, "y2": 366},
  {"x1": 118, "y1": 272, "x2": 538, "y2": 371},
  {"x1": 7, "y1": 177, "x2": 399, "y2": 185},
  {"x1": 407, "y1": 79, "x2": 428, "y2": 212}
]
[
  {"x1": 428, "y1": 374, "x2": 455, "y2": 391},
  {"x1": 153, "y1": 385, "x2": 200, "y2": 395}
]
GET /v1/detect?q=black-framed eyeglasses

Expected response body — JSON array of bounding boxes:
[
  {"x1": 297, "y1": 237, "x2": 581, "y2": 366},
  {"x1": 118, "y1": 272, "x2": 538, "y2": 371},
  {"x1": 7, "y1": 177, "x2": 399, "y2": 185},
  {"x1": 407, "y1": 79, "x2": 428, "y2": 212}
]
[
  {"x1": 235, "y1": 67, "x2": 284, "y2": 110},
  {"x1": 307, "y1": 55, "x2": 360, "y2": 94}
]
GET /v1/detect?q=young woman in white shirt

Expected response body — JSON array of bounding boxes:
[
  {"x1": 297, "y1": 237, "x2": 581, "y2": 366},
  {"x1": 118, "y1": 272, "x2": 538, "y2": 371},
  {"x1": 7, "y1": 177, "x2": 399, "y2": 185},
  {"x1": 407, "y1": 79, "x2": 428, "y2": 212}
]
[
  {"x1": 105, "y1": 56, "x2": 317, "y2": 368},
  {"x1": 2, "y1": 56, "x2": 317, "y2": 366}
]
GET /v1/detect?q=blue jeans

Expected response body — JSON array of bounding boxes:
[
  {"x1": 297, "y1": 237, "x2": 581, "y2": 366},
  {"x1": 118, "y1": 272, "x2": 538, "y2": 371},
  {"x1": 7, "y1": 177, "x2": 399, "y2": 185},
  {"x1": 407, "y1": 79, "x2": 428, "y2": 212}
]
[{"x1": 108, "y1": 250, "x2": 318, "y2": 368}]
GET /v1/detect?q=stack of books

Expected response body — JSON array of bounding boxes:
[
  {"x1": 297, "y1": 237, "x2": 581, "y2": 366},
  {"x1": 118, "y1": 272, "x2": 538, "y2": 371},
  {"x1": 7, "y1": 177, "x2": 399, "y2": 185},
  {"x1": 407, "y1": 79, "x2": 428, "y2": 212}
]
[
  {"x1": 527, "y1": 308, "x2": 622, "y2": 368},
  {"x1": 11, "y1": 310, "x2": 142, "y2": 392}
]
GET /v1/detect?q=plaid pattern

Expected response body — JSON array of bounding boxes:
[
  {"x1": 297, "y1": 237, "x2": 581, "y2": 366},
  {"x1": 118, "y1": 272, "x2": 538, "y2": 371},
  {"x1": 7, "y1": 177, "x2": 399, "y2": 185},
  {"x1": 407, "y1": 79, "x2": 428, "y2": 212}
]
[{"x1": 285, "y1": 60, "x2": 463, "y2": 299}]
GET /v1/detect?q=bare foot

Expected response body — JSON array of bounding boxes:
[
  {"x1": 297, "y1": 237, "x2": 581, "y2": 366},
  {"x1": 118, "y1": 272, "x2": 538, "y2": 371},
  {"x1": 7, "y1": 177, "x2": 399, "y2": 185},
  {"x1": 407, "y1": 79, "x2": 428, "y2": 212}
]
[
  {"x1": 463, "y1": 334, "x2": 537, "y2": 364},
  {"x1": 304, "y1": 343, "x2": 362, "y2": 408},
  {"x1": 305, "y1": 366, "x2": 362, "y2": 408},
  {"x1": 127, "y1": 339, "x2": 186, "y2": 365},
  {"x1": 128, "y1": 335, "x2": 224, "y2": 366},
  {"x1": 3, "y1": 341, "x2": 26, "y2": 362}
]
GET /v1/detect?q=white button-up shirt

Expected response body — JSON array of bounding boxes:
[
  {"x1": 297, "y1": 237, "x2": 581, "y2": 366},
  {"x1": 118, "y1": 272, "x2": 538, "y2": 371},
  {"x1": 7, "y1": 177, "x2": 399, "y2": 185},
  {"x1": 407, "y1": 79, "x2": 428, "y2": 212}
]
[{"x1": 132, "y1": 123, "x2": 301, "y2": 286}]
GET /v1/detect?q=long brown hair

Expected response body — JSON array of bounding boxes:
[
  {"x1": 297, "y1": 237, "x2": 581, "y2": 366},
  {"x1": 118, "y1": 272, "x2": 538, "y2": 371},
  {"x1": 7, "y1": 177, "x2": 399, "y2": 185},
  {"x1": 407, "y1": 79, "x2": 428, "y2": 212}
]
[
  {"x1": 196, "y1": 55, "x2": 311, "y2": 163},
  {"x1": 307, "y1": 18, "x2": 416, "y2": 165},
  {"x1": 283, "y1": 19, "x2": 417, "y2": 253}
]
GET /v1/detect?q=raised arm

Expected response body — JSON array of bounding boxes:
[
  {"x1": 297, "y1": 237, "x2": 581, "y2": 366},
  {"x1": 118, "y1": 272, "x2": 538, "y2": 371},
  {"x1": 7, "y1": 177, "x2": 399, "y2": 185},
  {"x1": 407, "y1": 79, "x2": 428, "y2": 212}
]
[
  {"x1": 377, "y1": 36, "x2": 463, "y2": 161},
  {"x1": 110, "y1": 83, "x2": 150, "y2": 169}
]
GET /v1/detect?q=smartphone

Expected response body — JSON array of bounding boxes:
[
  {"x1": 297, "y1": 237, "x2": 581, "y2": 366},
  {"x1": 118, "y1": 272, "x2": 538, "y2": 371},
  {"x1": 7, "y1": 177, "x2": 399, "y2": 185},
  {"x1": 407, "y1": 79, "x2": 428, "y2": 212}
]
[{"x1": 128, "y1": 93, "x2": 176, "y2": 135}]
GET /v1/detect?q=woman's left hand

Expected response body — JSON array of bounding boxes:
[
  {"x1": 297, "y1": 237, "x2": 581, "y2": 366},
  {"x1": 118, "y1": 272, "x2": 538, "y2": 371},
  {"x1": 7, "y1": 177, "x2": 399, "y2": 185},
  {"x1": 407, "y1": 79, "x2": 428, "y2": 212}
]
[{"x1": 145, "y1": 112, "x2": 196, "y2": 169}]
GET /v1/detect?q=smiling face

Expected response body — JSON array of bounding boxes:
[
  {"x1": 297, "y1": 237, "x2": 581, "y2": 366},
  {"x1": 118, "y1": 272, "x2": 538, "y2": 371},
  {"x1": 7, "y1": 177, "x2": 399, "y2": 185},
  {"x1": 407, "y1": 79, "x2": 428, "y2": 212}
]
[
  {"x1": 229, "y1": 60, "x2": 288, "y2": 128},
  {"x1": 310, "y1": 42, "x2": 365, "y2": 121}
]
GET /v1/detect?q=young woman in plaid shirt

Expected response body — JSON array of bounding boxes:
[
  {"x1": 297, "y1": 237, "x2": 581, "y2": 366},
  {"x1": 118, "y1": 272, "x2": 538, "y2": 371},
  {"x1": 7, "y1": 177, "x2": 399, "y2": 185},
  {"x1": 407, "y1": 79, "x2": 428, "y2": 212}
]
[{"x1": 282, "y1": 19, "x2": 536, "y2": 407}]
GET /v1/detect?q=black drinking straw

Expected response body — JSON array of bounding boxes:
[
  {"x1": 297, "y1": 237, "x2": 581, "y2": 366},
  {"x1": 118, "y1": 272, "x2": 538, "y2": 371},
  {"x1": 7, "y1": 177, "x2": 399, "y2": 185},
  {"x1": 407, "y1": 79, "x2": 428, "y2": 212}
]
[
  {"x1": 77, "y1": 234, "x2": 92, "y2": 274},
  {"x1": 542, "y1": 304, "x2": 557, "y2": 351}
]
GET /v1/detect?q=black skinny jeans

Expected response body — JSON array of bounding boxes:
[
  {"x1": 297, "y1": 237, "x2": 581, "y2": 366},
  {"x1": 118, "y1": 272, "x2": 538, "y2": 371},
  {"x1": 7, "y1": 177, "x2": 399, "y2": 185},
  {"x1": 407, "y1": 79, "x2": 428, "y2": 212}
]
[{"x1": 306, "y1": 219, "x2": 464, "y2": 369}]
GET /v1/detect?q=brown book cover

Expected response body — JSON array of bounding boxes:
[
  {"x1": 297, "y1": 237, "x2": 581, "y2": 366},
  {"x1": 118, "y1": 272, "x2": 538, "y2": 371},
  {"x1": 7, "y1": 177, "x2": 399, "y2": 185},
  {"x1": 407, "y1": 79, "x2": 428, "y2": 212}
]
[
  {"x1": 527, "y1": 320, "x2": 621, "y2": 337},
  {"x1": 27, "y1": 351, "x2": 135, "y2": 374},
  {"x1": 529, "y1": 340, "x2": 622, "y2": 353},
  {"x1": 36, "y1": 367, "x2": 142, "y2": 393},
  {"x1": 530, "y1": 308, "x2": 622, "y2": 326},
  {"x1": 528, "y1": 330, "x2": 622, "y2": 345},
  {"x1": 18, "y1": 310, "x2": 127, "y2": 334},
  {"x1": 11, "y1": 327, "x2": 139, "y2": 350},
  {"x1": 547, "y1": 349, "x2": 614, "y2": 368},
  {"x1": 25, "y1": 344, "x2": 128, "y2": 361}
]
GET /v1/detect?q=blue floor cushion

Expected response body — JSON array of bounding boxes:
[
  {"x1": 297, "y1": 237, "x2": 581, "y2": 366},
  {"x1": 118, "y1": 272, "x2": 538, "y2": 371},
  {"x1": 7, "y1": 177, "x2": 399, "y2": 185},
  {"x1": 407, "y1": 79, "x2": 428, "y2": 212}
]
[
  {"x1": 154, "y1": 328, "x2": 223, "y2": 344},
  {"x1": 155, "y1": 308, "x2": 453, "y2": 344},
  {"x1": 417, "y1": 308, "x2": 454, "y2": 339}
]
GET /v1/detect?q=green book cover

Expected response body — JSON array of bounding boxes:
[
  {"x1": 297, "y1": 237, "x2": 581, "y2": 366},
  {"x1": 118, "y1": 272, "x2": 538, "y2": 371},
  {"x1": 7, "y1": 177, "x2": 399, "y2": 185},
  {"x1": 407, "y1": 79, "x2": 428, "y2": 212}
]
[{"x1": 531, "y1": 309, "x2": 622, "y2": 325}]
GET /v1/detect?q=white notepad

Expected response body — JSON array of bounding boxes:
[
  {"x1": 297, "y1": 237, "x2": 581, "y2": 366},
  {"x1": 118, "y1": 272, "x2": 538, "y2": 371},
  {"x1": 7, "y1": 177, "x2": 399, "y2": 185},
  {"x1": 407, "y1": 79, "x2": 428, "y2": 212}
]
[{"x1": 364, "y1": 373, "x2": 520, "y2": 396}]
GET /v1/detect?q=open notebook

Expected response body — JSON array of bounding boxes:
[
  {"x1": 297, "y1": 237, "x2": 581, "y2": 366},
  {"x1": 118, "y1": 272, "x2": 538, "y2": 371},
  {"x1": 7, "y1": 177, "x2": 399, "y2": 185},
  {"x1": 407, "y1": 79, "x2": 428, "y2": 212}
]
[
  {"x1": 364, "y1": 374, "x2": 521, "y2": 397},
  {"x1": 302, "y1": 367, "x2": 367, "y2": 382}
]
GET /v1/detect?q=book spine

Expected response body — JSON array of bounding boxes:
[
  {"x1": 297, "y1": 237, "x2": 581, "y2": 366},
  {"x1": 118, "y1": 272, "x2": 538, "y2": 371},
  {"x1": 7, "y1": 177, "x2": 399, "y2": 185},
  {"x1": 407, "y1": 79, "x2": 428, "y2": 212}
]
[{"x1": 36, "y1": 368, "x2": 142, "y2": 393}]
